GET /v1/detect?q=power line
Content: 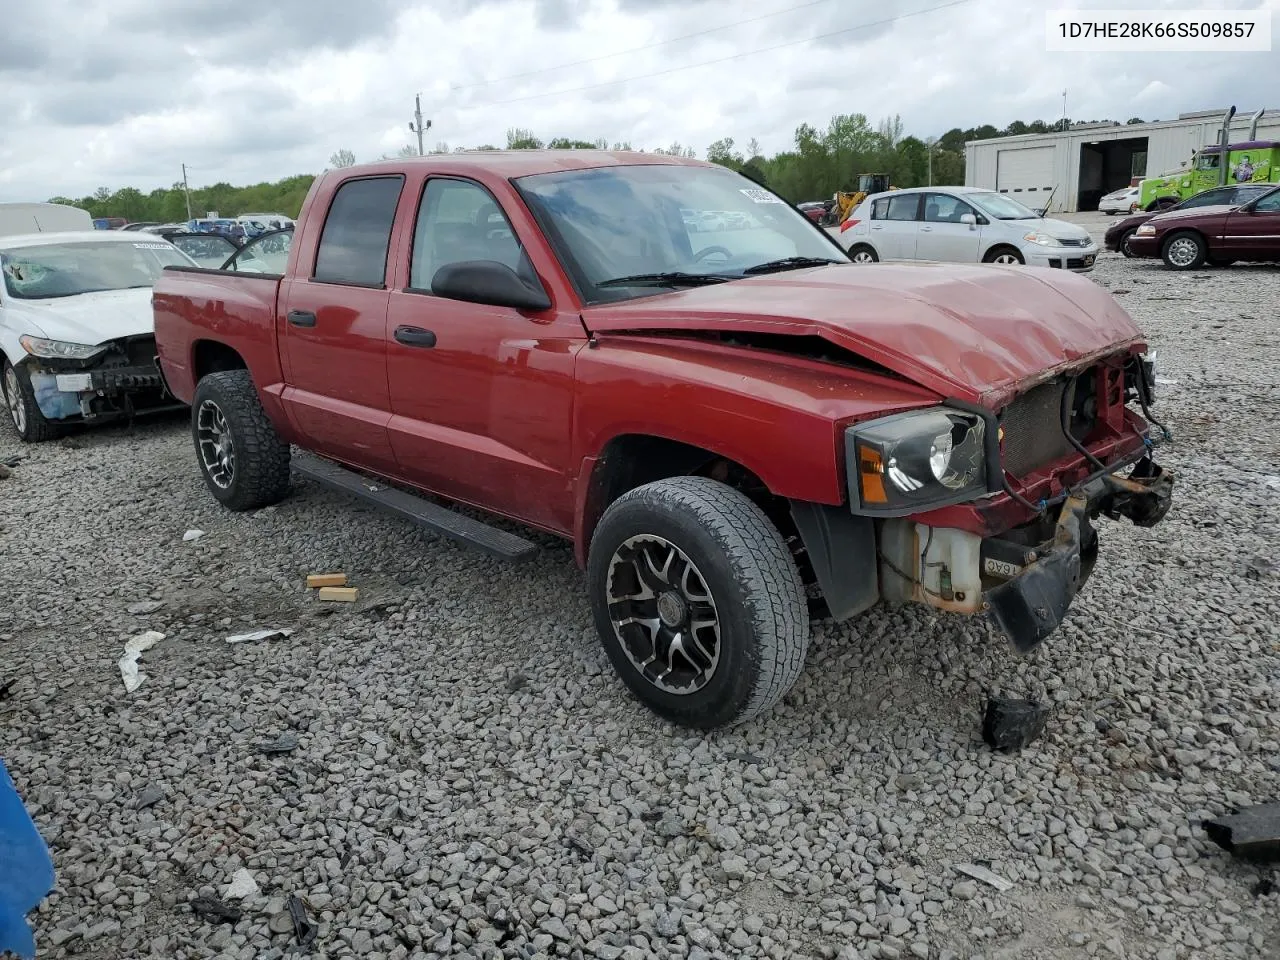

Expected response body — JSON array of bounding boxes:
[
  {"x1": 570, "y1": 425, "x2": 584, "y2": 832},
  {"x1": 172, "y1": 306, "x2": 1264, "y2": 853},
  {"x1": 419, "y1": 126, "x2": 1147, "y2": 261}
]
[
  {"x1": 449, "y1": 0, "x2": 841, "y2": 92},
  {"x1": 460, "y1": 0, "x2": 976, "y2": 109}
]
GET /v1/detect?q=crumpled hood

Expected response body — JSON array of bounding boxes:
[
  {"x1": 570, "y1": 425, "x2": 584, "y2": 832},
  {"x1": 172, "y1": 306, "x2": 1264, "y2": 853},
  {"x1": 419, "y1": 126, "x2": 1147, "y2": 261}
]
[
  {"x1": 580, "y1": 262, "x2": 1145, "y2": 408},
  {"x1": 7, "y1": 287, "x2": 154, "y2": 346}
]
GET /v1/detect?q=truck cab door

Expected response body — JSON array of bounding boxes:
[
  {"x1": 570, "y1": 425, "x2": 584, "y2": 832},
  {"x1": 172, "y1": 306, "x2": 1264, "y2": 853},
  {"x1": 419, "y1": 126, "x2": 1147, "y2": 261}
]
[
  {"x1": 383, "y1": 176, "x2": 585, "y2": 534},
  {"x1": 277, "y1": 175, "x2": 405, "y2": 472}
]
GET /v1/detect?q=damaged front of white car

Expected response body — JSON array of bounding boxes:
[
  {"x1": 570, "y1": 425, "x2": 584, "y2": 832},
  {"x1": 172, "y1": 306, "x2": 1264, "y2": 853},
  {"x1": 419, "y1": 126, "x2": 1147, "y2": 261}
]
[{"x1": 0, "y1": 231, "x2": 192, "y2": 442}]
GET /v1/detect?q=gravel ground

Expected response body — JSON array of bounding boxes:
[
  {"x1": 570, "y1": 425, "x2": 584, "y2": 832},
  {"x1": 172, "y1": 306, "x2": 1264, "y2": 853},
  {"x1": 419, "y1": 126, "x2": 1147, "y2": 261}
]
[{"x1": 2, "y1": 231, "x2": 1278, "y2": 960}]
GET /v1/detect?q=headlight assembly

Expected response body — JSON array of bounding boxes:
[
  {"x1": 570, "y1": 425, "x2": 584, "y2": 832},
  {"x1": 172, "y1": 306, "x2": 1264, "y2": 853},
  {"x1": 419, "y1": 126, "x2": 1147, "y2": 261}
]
[
  {"x1": 1135, "y1": 224, "x2": 1156, "y2": 236},
  {"x1": 18, "y1": 335, "x2": 107, "y2": 361},
  {"x1": 1022, "y1": 232, "x2": 1062, "y2": 247},
  {"x1": 846, "y1": 408, "x2": 989, "y2": 515}
]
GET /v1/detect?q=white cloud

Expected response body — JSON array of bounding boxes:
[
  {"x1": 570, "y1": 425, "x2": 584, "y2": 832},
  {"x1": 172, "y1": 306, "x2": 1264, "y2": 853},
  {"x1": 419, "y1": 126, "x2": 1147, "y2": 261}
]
[{"x1": 1, "y1": 0, "x2": 1275, "y2": 200}]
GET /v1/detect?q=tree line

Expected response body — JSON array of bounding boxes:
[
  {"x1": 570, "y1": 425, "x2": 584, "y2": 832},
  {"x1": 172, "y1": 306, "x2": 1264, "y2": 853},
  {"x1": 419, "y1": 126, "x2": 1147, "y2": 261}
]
[{"x1": 52, "y1": 114, "x2": 1149, "y2": 221}]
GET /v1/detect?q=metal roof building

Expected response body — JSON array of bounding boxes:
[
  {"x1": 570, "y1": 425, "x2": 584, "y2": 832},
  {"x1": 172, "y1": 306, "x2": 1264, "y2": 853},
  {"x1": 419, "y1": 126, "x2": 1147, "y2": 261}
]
[{"x1": 964, "y1": 108, "x2": 1280, "y2": 213}]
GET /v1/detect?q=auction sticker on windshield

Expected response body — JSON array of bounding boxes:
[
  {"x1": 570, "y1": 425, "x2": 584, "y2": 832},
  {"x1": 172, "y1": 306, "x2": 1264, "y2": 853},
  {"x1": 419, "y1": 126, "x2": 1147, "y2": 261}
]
[
  {"x1": 132, "y1": 243, "x2": 171, "y2": 250},
  {"x1": 740, "y1": 188, "x2": 783, "y2": 204}
]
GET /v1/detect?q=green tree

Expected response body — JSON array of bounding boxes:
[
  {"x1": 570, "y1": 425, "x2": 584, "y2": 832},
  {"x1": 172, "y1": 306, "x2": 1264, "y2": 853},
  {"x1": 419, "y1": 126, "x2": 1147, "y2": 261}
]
[{"x1": 506, "y1": 128, "x2": 543, "y2": 149}]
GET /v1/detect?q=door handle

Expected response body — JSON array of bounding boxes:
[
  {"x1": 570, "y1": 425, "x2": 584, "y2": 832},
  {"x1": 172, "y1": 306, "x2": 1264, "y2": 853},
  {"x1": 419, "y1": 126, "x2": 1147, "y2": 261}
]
[
  {"x1": 870, "y1": 224, "x2": 884, "y2": 230},
  {"x1": 394, "y1": 325, "x2": 437, "y2": 348},
  {"x1": 287, "y1": 310, "x2": 316, "y2": 327},
  {"x1": 921, "y1": 226, "x2": 933, "y2": 231}
]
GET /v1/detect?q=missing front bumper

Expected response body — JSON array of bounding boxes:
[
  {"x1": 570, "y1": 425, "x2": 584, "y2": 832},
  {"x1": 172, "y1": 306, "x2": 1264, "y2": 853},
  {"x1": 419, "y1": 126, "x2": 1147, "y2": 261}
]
[
  {"x1": 985, "y1": 456, "x2": 1174, "y2": 653},
  {"x1": 30, "y1": 362, "x2": 177, "y2": 422}
]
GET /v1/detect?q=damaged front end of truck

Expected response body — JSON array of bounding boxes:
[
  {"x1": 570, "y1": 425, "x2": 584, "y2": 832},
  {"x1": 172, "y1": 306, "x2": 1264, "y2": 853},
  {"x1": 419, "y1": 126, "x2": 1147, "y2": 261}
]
[{"x1": 797, "y1": 349, "x2": 1174, "y2": 654}]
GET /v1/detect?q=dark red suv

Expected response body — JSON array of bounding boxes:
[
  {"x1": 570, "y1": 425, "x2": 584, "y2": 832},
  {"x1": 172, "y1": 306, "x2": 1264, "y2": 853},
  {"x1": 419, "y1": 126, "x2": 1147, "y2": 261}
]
[{"x1": 1127, "y1": 185, "x2": 1280, "y2": 269}]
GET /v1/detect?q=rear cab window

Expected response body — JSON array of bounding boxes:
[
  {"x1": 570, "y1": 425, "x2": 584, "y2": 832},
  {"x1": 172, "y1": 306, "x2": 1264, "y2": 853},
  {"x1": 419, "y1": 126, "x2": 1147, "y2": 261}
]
[{"x1": 312, "y1": 176, "x2": 405, "y2": 286}]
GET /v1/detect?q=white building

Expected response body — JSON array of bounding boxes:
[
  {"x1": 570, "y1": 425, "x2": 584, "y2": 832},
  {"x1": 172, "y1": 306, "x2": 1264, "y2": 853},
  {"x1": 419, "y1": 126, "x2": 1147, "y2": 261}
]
[{"x1": 964, "y1": 108, "x2": 1280, "y2": 213}]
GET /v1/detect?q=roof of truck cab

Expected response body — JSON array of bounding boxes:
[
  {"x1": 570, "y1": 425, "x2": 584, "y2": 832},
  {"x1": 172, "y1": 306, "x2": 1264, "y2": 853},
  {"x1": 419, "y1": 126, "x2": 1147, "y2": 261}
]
[
  {"x1": 0, "y1": 230, "x2": 173, "y2": 250},
  {"x1": 340, "y1": 150, "x2": 711, "y2": 180}
]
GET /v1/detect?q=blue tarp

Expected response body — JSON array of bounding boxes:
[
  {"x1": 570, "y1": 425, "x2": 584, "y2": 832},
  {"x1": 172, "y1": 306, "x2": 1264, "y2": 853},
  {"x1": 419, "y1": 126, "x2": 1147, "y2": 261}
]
[{"x1": 0, "y1": 759, "x2": 54, "y2": 959}]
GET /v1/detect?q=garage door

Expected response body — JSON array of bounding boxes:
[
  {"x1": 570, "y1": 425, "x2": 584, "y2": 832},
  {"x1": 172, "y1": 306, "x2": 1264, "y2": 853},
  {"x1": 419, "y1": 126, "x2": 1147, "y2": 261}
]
[{"x1": 995, "y1": 146, "x2": 1055, "y2": 200}]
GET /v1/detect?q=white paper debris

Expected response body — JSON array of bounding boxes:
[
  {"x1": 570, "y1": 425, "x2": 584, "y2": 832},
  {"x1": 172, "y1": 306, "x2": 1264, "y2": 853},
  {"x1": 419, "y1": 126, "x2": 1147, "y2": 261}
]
[
  {"x1": 225, "y1": 628, "x2": 295, "y2": 644},
  {"x1": 183, "y1": 529, "x2": 205, "y2": 542},
  {"x1": 1154, "y1": 377, "x2": 1178, "y2": 386},
  {"x1": 224, "y1": 868, "x2": 259, "y2": 900},
  {"x1": 954, "y1": 862, "x2": 1013, "y2": 892},
  {"x1": 119, "y1": 630, "x2": 165, "y2": 693}
]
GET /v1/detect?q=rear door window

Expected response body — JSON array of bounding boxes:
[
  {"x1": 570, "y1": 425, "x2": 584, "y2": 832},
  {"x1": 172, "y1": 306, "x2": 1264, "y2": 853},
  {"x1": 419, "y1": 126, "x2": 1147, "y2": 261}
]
[
  {"x1": 312, "y1": 176, "x2": 404, "y2": 286},
  {"x1": 871, "y1": 195, "x2": 920, "y2": 221}
]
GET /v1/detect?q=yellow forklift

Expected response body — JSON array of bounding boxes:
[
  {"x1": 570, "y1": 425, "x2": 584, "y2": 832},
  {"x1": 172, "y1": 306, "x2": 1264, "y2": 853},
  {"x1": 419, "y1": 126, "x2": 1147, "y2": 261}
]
[{"x1": 821, "y1": 174, "x2": 894, "y2": 226}]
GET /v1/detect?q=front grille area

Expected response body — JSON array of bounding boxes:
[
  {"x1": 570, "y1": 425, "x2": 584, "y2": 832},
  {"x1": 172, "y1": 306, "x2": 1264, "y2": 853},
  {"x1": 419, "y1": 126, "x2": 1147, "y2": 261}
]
[
  {"x1": 1057, "y1": 238, "x2": 1091, "y2": 248},
  {"x1": 101, "y1": 335, "x2": 159, "y2": 369},
  {"x1": 1000, "y1": 370, "x2": 1099, "y2": 477}
]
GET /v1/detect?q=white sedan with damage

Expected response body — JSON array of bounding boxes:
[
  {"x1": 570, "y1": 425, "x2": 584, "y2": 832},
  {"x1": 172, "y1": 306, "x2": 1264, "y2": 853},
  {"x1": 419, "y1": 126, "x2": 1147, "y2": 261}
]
[{"x1": 1, "y1": 231, "x2": 193, "y2": 442}]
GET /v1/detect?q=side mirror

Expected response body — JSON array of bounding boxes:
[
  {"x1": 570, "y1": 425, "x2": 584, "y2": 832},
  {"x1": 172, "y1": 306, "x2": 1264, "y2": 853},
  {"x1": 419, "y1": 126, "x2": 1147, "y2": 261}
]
[
  {"x1": 959, "y1": 213, "x2": 977, "y2": 227},
  {"x1": 431, "y1": 260, "x2": 551, "y2": 311}
]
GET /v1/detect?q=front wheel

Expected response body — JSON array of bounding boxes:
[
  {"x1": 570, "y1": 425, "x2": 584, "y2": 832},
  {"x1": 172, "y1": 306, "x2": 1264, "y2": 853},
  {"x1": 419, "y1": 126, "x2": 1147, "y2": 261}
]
[
  {"x1": 2, "y1": 359, "x2": 62, "y2": 442},
  {"x1": 587, "y1": 477, "x2": 809, "y2": 729},
  {"x1": 1119, "y1": 228, "x2": 1139, "y2": 258},
  {"x1": 847, "y1": 244, "x2": 879, "y2": 264},
  {"x1": 191, "y1": 370, "x2": 291, "y2": 511},
  {"x1": 1161, "y1": 231, "x2": 1206, "y2": 270},
  {"x1": 983, "y1": 246, "x2": 1025, "y2": 265}
]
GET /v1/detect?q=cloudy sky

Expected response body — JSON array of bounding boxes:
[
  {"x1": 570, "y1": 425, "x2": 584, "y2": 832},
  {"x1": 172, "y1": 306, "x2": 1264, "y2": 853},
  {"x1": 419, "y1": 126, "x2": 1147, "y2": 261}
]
[{"x1": 2, "y1": 0, "x2": 1276, "y2": 200}]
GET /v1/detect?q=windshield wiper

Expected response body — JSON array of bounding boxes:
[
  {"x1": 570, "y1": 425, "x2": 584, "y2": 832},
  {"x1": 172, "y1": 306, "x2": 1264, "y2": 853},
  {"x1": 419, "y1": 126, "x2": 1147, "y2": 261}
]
[
  {"x1": 741, "y1": 256, "x2": 842, "y2": 275},
  {"x1": 596, "y1": 272, "x2": 730, "y2": 289}
]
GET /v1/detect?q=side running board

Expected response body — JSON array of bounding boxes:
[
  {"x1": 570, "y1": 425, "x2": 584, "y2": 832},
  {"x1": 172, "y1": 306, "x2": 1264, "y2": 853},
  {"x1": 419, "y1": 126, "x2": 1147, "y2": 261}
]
[{"x1": 291, "y1": 451, "x2": 538, "y2": 561}]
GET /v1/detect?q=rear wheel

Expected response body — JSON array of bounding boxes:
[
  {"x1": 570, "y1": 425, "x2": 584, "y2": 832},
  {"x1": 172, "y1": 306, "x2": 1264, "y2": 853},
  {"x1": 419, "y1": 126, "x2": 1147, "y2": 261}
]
[
  {"x1": 983, "y1": 246, "x2": 1025, "y2": 265},
  {"x1": 847, "y1": 244, "x2": 878, "y2": 264},
  {"x1": 1161, "y1": 231, "x2": 1206, "y2": 270},
  {"x1": 2, "y1": 359, "x2": 62, "y2": 443},
  {"x1": 191, "y1": 370, "x2": 291, "y2": 511},
  {"x1": 587, "y1": 476, "x2": 809, "y2": 729}
]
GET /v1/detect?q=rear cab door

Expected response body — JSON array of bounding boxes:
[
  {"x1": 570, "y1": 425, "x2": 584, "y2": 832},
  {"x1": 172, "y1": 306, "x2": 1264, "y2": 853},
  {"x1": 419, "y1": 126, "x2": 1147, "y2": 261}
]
[
  {"x1": 868, "y1": 193, "x2": 922, "y2": 259},
  {"x1": 277, "y1": 175, "x2": 406, "y2": 472}
]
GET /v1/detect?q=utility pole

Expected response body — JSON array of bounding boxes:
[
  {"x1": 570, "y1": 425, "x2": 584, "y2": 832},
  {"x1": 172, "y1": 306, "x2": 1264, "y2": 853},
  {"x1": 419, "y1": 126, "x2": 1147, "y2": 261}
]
[
  {"x1": 1062, "y1": 89, "x2": 1068, "y2": 133},
  {"x1": 181, "y1": 163, "x2": 193, "y2": 221},
  {"x1": 409, "y1": 94, "x2": 431, "y2": 156},
  {"x1": 926, "y1": 136, "x2": 936, "y2": 186}
]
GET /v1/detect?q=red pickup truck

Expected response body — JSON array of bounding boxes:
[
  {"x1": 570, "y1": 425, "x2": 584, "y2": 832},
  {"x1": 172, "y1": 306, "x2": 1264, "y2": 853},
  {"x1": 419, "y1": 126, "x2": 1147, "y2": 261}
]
[{"x1": 153, "y1": 152, "x2": 1173, "y2": 729}]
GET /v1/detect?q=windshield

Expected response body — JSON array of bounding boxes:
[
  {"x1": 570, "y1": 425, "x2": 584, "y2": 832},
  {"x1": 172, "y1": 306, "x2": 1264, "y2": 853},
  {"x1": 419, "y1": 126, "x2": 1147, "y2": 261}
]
[
  {"x1": 967, "y1": 192, "x2": 1039, "y2": 220},
  {"x1": 1, "y1": 240, "x2": 192, "y2": 300},
  {"x1": 515, "y1": 164, "x2": 847, "y2": 302}
]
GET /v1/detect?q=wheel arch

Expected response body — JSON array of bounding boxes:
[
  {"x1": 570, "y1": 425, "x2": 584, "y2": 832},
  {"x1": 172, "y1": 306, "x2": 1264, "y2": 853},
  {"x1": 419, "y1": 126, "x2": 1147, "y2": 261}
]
[
  {"x1": 574, "y1": 433, "x2": 803, "y2": 570},
  {"x1": 982, "y1": 242, "x2": 1024, "y2": 262},
  {"x1": 191, "y1": 339, "x2": 249, "y2": 383}
]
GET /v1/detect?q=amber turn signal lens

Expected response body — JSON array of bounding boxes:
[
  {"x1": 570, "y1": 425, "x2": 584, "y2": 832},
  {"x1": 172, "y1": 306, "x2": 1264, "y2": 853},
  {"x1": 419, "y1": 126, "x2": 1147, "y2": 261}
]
[{"x1": 858, "y1": 444, "x2": 887, "y2": 504}]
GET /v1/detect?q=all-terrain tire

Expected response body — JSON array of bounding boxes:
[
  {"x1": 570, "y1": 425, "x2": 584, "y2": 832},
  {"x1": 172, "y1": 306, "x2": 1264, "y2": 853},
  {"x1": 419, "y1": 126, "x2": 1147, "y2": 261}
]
[
  {"x1": 587, "y1": 476, "x2": 809, "y2": 729},
  {"x1": 2, "y1": 359, "x2": 62, "y2": 442},
  {"x1": 191, "y1": 370, "x2": 291, "y2": 511}
]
